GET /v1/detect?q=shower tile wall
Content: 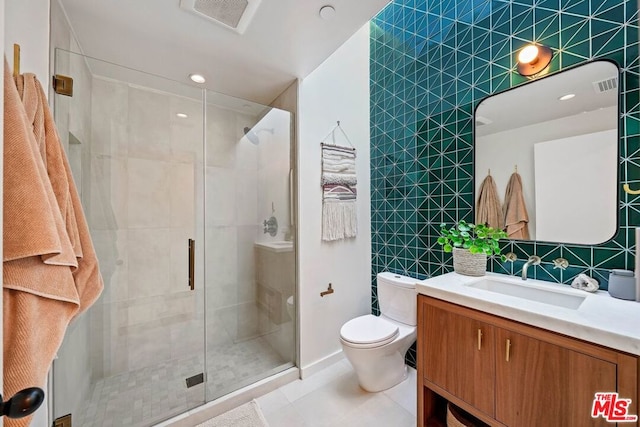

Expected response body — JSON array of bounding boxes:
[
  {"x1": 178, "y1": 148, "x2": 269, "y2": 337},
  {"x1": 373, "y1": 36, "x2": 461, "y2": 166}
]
[
  {"x1": 203, "y1": 102, "x2": 297, "y2": 400},
  {"x1": 88, "y1": 77, "x2": 204, "y2": 378},
  {"x1": 205, "y1": 103, "x2": 260, "y2": 311},
  {"x1": 370, "y1": 0, "x2": 640, "y2": 368}
]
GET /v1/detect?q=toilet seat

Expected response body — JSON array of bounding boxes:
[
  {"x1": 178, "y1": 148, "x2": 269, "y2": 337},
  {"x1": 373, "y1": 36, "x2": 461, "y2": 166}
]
[{"x1": 340, "y1": 315, "x2": 399, "y2": 349}]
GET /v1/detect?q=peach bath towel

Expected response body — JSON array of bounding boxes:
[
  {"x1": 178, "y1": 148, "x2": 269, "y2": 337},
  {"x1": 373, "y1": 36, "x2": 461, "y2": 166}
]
[
  {"x1": 475, "y1": 174, "x2": 503, "y2": 230},
  {"x1": 503, "y1": 172, "x2": 530, "y2": 240},
  {"x1": 16, "y1": 72, "x2": 103, "y2": 315},
  {"x1": 3, "y1": 59, "x2": 102, "y2": 426}
]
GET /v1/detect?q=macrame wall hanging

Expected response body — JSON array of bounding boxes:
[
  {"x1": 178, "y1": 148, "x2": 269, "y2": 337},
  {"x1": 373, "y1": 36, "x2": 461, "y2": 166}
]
[{"x1": 320, "y1": 121, "x2": 357, "y2": 241}]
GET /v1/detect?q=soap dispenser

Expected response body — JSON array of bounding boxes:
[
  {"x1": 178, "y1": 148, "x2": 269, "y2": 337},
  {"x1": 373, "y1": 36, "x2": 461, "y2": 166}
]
[{"x1": 608, "y1": 269, "x2": 636, "y2": 300}]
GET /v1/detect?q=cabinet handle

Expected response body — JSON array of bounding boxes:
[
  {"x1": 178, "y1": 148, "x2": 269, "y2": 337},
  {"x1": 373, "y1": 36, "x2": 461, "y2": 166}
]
[
  {"x1": 477, "y1": 329, "x2": 482, "y2": 350},
  {"x1": 505, "y1": 339, "x2": 511, "y2": 362}
]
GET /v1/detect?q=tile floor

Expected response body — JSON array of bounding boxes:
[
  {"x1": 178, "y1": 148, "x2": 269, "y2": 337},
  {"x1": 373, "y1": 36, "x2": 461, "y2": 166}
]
[
  {"x1": 256, "y1": 359, "x2": 417, "y2": 427},
  {"x1": 76, "y1": 331, "x2": 288, "y2": 426}
]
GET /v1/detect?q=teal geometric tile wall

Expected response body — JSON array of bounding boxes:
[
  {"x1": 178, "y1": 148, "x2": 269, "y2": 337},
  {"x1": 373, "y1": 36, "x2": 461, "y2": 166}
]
[{"x1": 371, "y1": 0, "x2": 640, "y2": 369}]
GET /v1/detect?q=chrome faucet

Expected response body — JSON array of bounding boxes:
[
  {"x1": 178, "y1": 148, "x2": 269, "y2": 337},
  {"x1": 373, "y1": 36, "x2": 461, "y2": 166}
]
[
  {"x1": 263, "y1": 216, "x2": 278, "y2": 237},
  {"x1": 522, "y1": 255, "x2": 541, "y2": 280}
]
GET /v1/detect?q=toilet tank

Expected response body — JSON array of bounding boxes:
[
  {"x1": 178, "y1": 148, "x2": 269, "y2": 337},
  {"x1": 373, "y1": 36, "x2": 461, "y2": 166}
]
[{"x1": 377, "y1": 272, "x2": 417, "y2": 326}]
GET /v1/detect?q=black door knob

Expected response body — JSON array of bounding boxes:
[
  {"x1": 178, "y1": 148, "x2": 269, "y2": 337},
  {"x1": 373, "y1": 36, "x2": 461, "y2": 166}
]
[{"x1": 0, "y1": 387, "x2": 45, "y2": 418}]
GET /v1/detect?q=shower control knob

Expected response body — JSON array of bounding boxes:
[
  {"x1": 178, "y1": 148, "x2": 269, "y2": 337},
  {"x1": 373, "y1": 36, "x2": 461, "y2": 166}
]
[{"x1": 263, "y1": 216, "x2": 278, "y2": 236}]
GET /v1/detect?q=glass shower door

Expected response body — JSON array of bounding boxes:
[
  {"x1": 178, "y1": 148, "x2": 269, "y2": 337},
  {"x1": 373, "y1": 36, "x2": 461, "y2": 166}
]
[
  {"x1": 204, "y1": 91, "x2": 296, "y2": 401},
  {"x1": 52, "y1": 49, "x2": 206, "y2": 426}
]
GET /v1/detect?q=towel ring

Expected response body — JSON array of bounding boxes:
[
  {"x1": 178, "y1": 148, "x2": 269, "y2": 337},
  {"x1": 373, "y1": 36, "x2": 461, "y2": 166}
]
[{"x1": 623, "y1": 184, "x2": 640, "y2": 195}]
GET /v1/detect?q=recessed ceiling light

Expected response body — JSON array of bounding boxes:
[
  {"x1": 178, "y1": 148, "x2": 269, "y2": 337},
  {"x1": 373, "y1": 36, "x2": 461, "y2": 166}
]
[
  {"x1": 319, "y1": 5, "x2": 336, "y2": 20},
  {"x1": 189, "y1": 74, "x2": 206, "y2": 84},
  {"x1": 176, "y1": 113, "x2": 188, "y2": 119},
  {"x1": 558, "y1": 93, "x2": 576, "y2": 101}
]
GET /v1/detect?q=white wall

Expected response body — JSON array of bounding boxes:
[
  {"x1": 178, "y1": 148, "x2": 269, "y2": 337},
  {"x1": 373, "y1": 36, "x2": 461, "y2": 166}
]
[
  {"x1": 297, "y1": 24, "x2": 372, "y2": 376},
  {"x1": 4, "y1": 0, "x2": 49, "y2": 84},
  {"x1": 535, "y1": 129, "x2": 618, "y2": 244}
]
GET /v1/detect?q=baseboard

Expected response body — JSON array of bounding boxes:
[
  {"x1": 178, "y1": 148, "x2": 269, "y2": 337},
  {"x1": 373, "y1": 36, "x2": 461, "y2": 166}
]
[{"x1": 299, "y1": 350, "x2": 345, "y2": 379}]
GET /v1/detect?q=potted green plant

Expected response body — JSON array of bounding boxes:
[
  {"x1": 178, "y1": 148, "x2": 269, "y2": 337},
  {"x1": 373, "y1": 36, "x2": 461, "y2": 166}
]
[{"x1": 438, "y1": 220, "x2": 508, "y2": 276}]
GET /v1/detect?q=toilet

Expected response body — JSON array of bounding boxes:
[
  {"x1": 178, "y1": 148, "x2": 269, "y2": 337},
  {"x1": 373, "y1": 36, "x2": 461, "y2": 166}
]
[{"x1": 340, "y1": 272, "x2": 417, "y2": 392}]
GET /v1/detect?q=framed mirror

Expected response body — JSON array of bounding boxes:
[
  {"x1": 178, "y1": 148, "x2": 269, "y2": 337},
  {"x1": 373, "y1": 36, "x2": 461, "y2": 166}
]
[{"x1": 474, "y1": 60, "x2": 619, "y2": 245}]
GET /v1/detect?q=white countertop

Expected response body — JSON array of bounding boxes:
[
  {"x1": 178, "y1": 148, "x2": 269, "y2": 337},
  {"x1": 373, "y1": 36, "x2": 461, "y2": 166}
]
[
  {"x1": 253, "y1": 241, "x2": 294, "y2": 253},
  {"x1": 416, "y1": 272, "x2": 640, "y2": 356}
]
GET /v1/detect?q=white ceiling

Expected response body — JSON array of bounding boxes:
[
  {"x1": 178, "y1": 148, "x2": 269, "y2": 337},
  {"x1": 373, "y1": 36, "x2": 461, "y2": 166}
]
[{"x1": 59, "y1": 0, "x2": 390, "y2": 105}]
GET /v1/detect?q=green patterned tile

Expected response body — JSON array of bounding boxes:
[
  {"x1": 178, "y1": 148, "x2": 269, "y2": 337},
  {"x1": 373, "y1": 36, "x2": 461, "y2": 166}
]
[{"x1": 371, "y1": 0, "x2": 639, "y2": 369}]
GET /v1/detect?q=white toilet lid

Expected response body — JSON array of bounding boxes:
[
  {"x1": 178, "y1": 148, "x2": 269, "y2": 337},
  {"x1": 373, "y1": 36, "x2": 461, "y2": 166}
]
[{"x1": 340, "y1": 315, "x2": 399, "y2": 345}]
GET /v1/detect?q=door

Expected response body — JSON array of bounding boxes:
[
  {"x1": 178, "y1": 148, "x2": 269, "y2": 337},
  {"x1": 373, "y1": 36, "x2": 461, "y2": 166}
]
[
  {"x1": 495, "y1": 328, "x2": 617, "y2": 427},
  {"x1": 51, "y1": 49, "x2": 206, "y2": 426},
  {"x1": 421, "y1": 298, "x2": 496, "y2": 416}
]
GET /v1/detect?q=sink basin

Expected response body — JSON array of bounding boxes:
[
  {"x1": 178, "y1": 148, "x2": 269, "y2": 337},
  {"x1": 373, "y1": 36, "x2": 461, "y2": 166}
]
[
  {"x1": 466, "y1": 278, "x2": 586, "y2": 309},
  {"x1": 254, "y1": 241, "x2": 294, "y2": 253}
]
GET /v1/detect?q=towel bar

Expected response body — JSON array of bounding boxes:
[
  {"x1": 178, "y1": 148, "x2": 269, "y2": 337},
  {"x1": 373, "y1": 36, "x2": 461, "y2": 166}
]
[{"x1": 623, "y1": 184, "x2": 640, "y2": 195}]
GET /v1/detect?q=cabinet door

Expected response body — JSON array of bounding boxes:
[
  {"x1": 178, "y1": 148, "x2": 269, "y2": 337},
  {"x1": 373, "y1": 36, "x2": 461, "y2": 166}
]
[
  {"x1": 495, "y1": 328, "x2": 617, "y2": 427},
  {"x1": 421, "y1": 300, "x2": 496, "y2": 416}
]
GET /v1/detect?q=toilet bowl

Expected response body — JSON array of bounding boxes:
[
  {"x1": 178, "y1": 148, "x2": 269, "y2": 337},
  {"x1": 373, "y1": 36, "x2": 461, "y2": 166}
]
[
  {"x1": 340, "y1": 314, "x2": 416, "y2": 392},
  {"x1": 340, "y1": 272, "x2": 417, "y2": 392}
]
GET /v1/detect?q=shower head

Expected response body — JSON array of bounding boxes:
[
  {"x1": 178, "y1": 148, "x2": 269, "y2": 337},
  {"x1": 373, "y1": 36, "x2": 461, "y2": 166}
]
[
  {"x1": 243, "y1": 126, "x2": 274, "y2": 145},
  {"x1": 243, "y1": 126, "x2": 260, "y2": 145}
]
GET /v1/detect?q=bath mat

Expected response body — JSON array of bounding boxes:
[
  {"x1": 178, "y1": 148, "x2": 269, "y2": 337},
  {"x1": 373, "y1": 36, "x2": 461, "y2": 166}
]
[{"x1": 196, "y1": 400, "x2": 269, "y2": 427}]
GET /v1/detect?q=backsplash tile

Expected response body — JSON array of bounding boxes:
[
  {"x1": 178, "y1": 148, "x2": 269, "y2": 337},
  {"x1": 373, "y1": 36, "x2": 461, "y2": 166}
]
[{"x1": 371, "y1": 0, "x2": 639, "y2": 366}]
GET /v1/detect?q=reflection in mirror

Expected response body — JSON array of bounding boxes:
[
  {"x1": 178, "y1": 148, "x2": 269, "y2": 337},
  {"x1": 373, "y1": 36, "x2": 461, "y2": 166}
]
[{"x1": 474, "y1": 60, "x2": 619, "y2": 245}]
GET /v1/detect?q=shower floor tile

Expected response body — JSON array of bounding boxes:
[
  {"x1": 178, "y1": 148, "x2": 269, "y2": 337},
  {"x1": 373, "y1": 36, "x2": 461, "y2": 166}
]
[{"x1": 76, "y1": 335, "x2": 288, "y2": 427}]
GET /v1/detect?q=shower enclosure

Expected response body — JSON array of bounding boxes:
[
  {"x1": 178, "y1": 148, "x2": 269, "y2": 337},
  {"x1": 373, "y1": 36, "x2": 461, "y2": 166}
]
[{"x1": 51, "y1": 50, "x2": 296, "y2": 426}]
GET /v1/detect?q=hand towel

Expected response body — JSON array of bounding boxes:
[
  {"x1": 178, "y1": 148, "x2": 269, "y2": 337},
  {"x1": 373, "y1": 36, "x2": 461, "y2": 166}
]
[
  {"x1": 3, "y1": 58, "x2": 80, "y2": 427},
  {"x1": 503, "y1": 172, "x2": 530, "y2": 239},
  {"x1": 16, "y1": 72, "x2": 103, "y2": 316},
  {"x1": 475, "y1": 174, "x2": 503, "y2": 230}
]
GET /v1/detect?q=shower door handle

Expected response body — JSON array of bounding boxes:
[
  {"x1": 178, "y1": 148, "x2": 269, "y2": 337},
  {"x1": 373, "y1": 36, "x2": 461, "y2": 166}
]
[{"x1": 188, "y1": 239, "x2": 195, "y2": 291}]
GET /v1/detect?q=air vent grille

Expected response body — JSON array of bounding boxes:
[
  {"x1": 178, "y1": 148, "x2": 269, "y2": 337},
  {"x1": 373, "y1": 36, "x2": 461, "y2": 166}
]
[
  {"x1": 193, "y1": 0, "x2": 248, "y2": 28},
  {"x1": 180, "y1": 0, "x2": 261, "y2": 34},
  {"x1": 593, "y1": 77, "x2": 618, "y2": 93}
]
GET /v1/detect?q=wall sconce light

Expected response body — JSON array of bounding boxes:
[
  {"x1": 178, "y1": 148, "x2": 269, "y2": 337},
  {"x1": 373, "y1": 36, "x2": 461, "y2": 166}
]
[{"x1": 516, "y1": 44, "x2": 553, "y2": 77}]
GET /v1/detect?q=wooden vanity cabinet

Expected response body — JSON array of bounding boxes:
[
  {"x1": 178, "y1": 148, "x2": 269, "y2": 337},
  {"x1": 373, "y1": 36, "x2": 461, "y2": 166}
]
[
  {"x1": 421, "y1": 301, "x2": 496, "y2": 417},
  {"x1": 495, "y1": 328, "x2": 617, "y2": 427},
  {"x1": 418, "y1": 295, "x2": 640, "y2": 427}
]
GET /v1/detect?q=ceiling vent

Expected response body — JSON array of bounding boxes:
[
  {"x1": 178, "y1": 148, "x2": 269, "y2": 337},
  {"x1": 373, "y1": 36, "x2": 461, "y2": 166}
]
[
  {"x1": 592, "y1": 77, "x2": 618, "y2": 94},
  {"x1": 179, "y1": 0, "x2": 262, "y2": 34}
]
